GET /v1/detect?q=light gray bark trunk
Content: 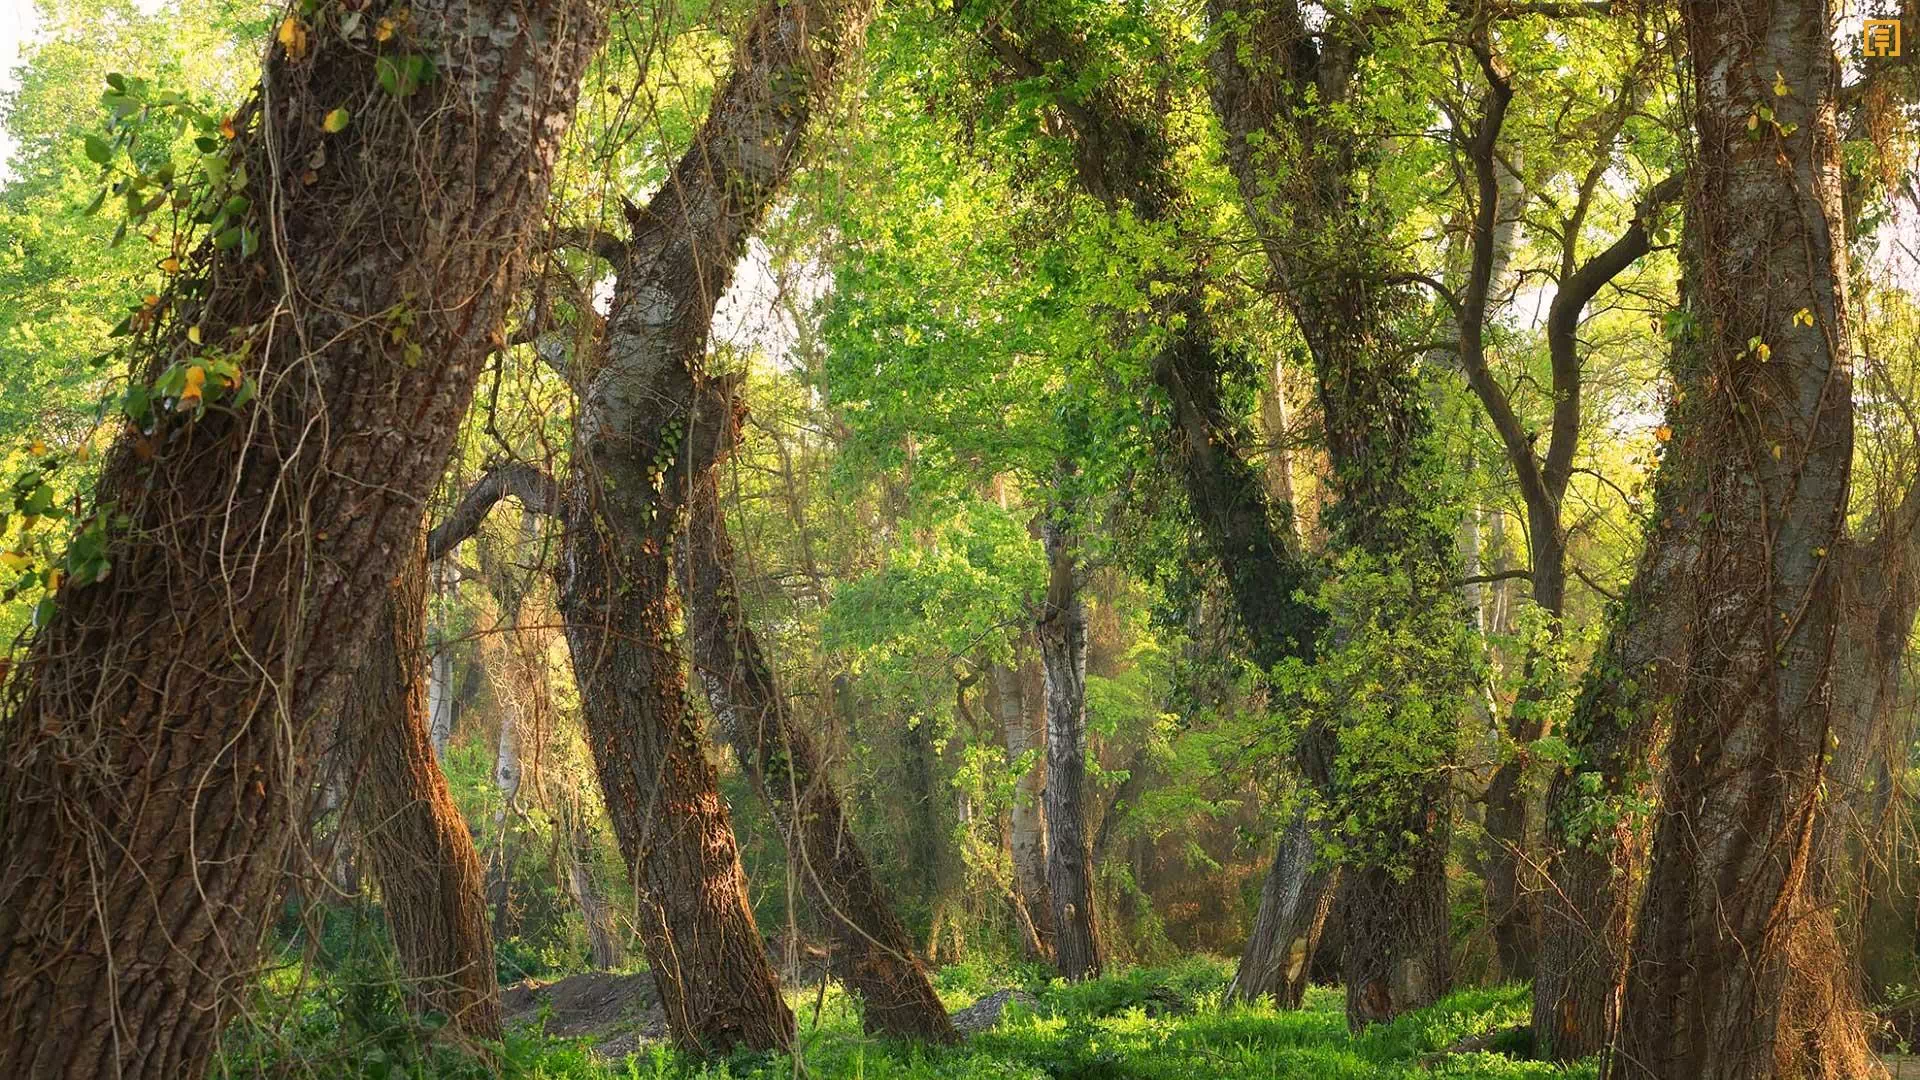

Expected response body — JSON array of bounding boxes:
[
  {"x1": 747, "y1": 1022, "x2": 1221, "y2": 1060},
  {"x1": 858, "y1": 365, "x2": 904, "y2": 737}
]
[{"x1": 995, "y1": 655, "x2": 1053, "y2": 956}]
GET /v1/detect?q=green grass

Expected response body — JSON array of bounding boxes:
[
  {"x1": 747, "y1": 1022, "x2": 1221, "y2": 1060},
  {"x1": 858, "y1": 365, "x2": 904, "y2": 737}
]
[{"x1": 216, "y1": 957, "x2": 1594, "y2": 1079}]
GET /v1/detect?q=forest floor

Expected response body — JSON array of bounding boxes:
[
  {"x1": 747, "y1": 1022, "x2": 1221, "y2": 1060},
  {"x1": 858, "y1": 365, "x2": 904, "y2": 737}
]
[
  {"x1": 226, "y1": 953, "x2": 1920, "y2": 1078},
  {"x1": 476, "y1": 958, "x2": 1587, "y2": 1079}
]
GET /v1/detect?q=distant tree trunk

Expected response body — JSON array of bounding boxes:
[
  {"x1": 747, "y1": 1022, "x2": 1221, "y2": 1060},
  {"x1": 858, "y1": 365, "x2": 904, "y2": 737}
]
[
  {"x1": 1037, "y1": 513, "x2": 1103, "y2": 981},
  {"x1": 488, "y1": 681, "x2": 523, "y2": 943},
  {"x1": 342, "y1": 530, "x2": 500, "y2": 1040},
  {"x1": 0, "y1": 1, "x2": 604, "y2": 1073},
  {"x1": 426, "y1": 561, "x2": 457, "y2": 759},
  {"x1": 996, "y1": 652, "x2": 1054, "y2": 956},
  {"x1": 556, "y1": 0, "x2": 867, "y2": 1052},
  {"x1": 1610, "y1": 2, "x2": 1876, "y2": 1076},
  {"x1": 684, "y1": 457, "x2": 955, "y2": 1043},
  {"x1": 560, "y1": 804, "x2": 622, "y2": 971}
]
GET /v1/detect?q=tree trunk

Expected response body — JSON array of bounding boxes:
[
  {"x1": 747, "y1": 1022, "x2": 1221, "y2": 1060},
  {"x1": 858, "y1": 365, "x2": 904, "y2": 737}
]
[
  {"x1": 427, "y1": 561, "x2": 457, "y2": 760},
  {"x1": 555, "y1": 0, "x2": 867, "y2": 1053},
  {"x1": 1226, "y1": 785, "x2": 1338, "y2": 1007},
  {"x1": 684, "y1": 460, "x2": 957, "y2": 1043},
  {"x1": 1037, "y1": 514, "x2": 1103, "y2": 981},
  {"x1": 0, "y1": 2, "x2": 604, "y2": 1073},
  {"x1": 341, "y1": 531, "x2": 500, "y2": 1040},
  {"x1": 1611, "y1": 3, "x2": 1876, "y2": 1075},
  {"x1": 996, "y1": 653, "x2": 1054, "y2": 956}
]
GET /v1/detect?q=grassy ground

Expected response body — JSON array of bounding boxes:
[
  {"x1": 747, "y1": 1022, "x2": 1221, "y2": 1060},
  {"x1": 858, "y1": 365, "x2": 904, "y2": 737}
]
[{"x1": 217, "y1": 957, "x2": 1594, "y2": 1079}]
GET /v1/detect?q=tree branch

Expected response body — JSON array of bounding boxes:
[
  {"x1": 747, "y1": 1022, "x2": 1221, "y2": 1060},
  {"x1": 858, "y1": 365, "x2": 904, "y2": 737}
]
[
  {"x1": 1544, "y1": 171, "x2": 1684, "y2": 502},
  {"x1": 427, "y1": 462, "x2": 561, "y2": 561}
]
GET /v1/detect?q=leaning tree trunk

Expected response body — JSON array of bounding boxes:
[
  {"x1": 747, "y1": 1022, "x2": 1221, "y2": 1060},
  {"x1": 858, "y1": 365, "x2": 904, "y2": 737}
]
[
  {"x1": 996, "y1": 654, "x2": 1054, "y2": 956},
  {"x1": 1611, "y1": 2, "x2": 1876, "y2": 1076},
  {"x1": 555, "y1": 0, "x2": 868, "y2": 1053},
  {"x1": 1037, "y1": 513, "x2": 1103, "y2": 981},
  {"x1": 341, "y1": 529, "x2": 500, "y2": 1040},
  {"x1": 1227, "y1": 729, "x2": 1339, "y2": 1007},
  {"x1": 683, "y1": 456, "x2": 957, "y2": 1043},
  {"x1": 0, "y1": 2, "x2": 604, "y2": 1074}
]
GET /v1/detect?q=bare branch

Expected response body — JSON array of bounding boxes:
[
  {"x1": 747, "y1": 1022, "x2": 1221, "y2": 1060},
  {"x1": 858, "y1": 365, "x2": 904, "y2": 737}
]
[{"x1": 427, "y1": 462, "x2": 561, "y2": 561}]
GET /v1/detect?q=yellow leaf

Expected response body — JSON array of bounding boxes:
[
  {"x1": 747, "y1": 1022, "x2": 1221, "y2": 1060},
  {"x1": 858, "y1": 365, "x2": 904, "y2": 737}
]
[
  {"x1": 188, "y1": 325, "x2": 202, "y2": 345},
  {"x1": 375, "y1": 16, "x2": 395, "y2": 41},
  {"x1": 45, "y1": 568, "x2": 62, "y2": 591},
  {"x1": 180, "y1": 365, "x2": 207, "y2": 406},
  {"x1": 1793, "y1": 307, "x2": 1814, "y2": 327},
  {"x1": 160, "y1": 256, "x2": 180, "y2": 274},
  {"x1": 220, "y1": 114, "x2": 238, "y2": 140},
  {"x1": 1755, "y1": 342, "x2": 1771, "y2": 362},
  {"x1": 322, "y1": 107, "x2": 350, "y2": 134},
  {"x1": 1814, "y1": 547, "x2": 1827, "y2": 557},
  {"x1": 1771, "y1": 444, "x2": 1782, "y2": 460},
  {"x1": 1654, "y1": 425, "x2": 1673, "y2": 443},
  {"x1": 0, "y1": 552, "x2": 30, "y2": 571},
  {"x1": 1747, "y1": 112, "x2": 1760, "y2": 131},
  {"x1": 27, "y1": 440, "x2": 45, "y2": 456},
  {"x1": 277, "y1": 17, "x2": 308, "y2": 60},
  {"x1": 1773, "y1": 70, "x2": 1789, "y2": 96}
]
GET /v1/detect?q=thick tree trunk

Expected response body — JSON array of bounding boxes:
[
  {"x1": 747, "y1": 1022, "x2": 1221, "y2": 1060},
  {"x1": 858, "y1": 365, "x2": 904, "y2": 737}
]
[
  {"x1": 996, "y1": 654, "x2": 1054, "y2": 956},
  {"x1": 1037, "y1": 515, "x2": 1103, "y2": 981},
  {"x1": 556, "y1": 0, "x2": 867, "y2": 1053},
  {"x1": 0, "y1": 2, "x2": 603, "y2": 1073},
  {"x1": 684, "y1": 461, "x2": 956, "y2": 1043},
  {"x1": 1611, "y1": 3, "x2": 1876, "y2": 1076},
  {"x1": 342, "y1": 532, "x2": 500, "y2": 1040}
]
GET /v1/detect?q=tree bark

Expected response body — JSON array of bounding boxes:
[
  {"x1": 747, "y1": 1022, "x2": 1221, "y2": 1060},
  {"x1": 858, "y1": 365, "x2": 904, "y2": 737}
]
[
  {"x1": 0, "y1": 1, "x2": 604, "y2": 1073},
  {"x1": 340, "y1": 530, "x2": 500, "y2": 1040},
  {"x1": 1610, "y1": 2, "x2": 1876, "y2": 1075},
  {"x1": 1037, "y1": 513, "x2": 1103, "y2": 981},
  {"x1": 995, "y1": 653, "x2": 1054, "y2": 957},
  {"x1": 555, "y1": 0, "x2": 868, "y2": 1053},
  {"x1": 683, "y1": 457, "x2": 957, "y2": 1043}
]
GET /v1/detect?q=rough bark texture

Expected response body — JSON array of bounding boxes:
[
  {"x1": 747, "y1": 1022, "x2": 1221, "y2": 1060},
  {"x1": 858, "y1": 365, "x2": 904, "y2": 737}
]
[
  {"x1": 1530, "y1": 498, "x2": 1697, "y2": 1061},
  {"x1": 1610, "y1": 3, "x2": 1876, "y2": 1076},
  {"x1": 1037, "y1": 515, "x2": 1103, "y2": 981},
  {"x1": 0, "y1": 2, "x2": 604, "y2": 1074},
  {"x1": 684, "y1": 460, "x2": 956, "y2": 1043},
  {"x1": 556, "y1": 0, "x2": 868, "y2": 1053},
  {"x1": 995, "y1": 655, "x2": 1054, "y2": 957},
  {"x1": 341, "y1": 531, "x2": 500, "y2": 1040}
]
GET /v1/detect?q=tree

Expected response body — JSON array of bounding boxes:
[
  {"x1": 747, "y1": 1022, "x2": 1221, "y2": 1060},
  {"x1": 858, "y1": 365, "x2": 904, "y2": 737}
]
[
  {"x1": 1036, "y1": 504, "x2": 1103, "y2": 980},
  {"x1": 339, "y1": 528, "x2": 499, "y2": 1041},
  {"x1": 1207, "y1": 0, "x2": 1468, "y2": 1027},
  {"x1": 553, "y1": 0, "x2": 871, "y2": 1052},
  {"x1": 1608, "y1": 2, "x2": 1877, "y2": 1075},
  {"x1": 683, "y1": 422, "x2": 958, "y2": 1041},
  {"x1": 0, "y1": 0, "x2": 607, "y2": 1072}
]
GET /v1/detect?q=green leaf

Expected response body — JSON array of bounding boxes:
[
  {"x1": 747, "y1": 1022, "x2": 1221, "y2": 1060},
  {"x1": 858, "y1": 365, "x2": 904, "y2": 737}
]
[
  {"x1": 321, "y1": 107, "x2": 350, "y2": 133},
  {"x1": 83, "y1": 134, "x2": 112, "y2": 165}
]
